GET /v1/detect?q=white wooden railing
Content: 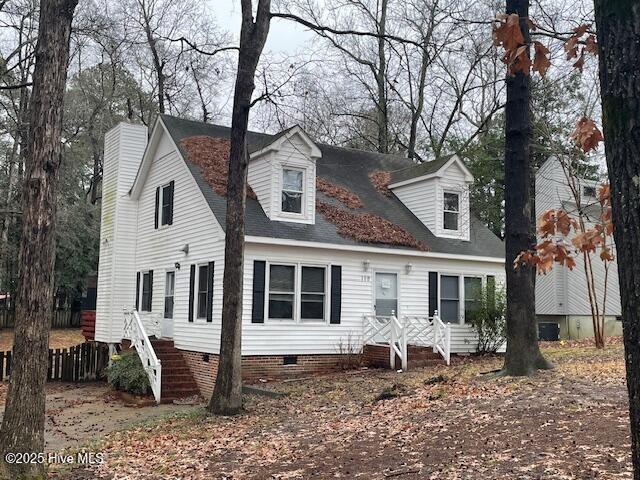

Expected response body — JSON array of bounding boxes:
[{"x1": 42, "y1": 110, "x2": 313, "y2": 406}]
[
  {"x1": 123, "y1": 309, "x2": 162, "y2": 403},
  {"x1": 362, "y1": 310, "x2": 451, "y2": 369}
]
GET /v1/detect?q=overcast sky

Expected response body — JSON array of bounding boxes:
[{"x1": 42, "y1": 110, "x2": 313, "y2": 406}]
[{"x1": 214, "y1": 0, "x2": 313, "y2": 54}]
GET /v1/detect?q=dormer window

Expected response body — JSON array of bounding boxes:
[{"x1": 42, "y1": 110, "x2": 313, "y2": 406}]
[
  {"x1": 282, "y1": 168, "x2": 304, "y2": 214},
  {"x1": 443, "y1": 192, "x2": 460, "y2": 231}
]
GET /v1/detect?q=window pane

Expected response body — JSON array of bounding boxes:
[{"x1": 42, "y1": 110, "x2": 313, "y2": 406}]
[
  {"x1": 441, "y1": 300, "x2": 459, "y2": 322},
  {"x1": 444, "y1": 192, "x2": 459, "y2": 211},
  {"x1": 301, "y1": 294, "x2": 324, "y2": 320},
  {"x1": 283, "y1": 169, "x2": 303, "y2": 191},
  {"x1": 282, "y1": 191, "x2": 302, "y2": 213},
  {"x1": 464, "y1": 277, "x2": 482, "y2": 301},
  {"x1": 198, "y1": 265, "x2": 209, "y2": 292},
  {"x1": 142, "y1": 273, "x2": 151, "y2": 311},
  {"x1": 161, "y1": 184, "x2": 172, "y2": 225},
  {"x1": 197, "y1": 292, "x2": 207, "y2": 318},
  {"x1": 164, "y1": 297, "x2": 174, "y2": 319},
  {"x1": 269, "y1": 294, "x2": 294, "y2": 319},
  {"x1": 441, "y1": 275, "x2": 459, "y2": 299},
  {"x1": 302, "y1": 267, "x2": 325, "y2": 293},
  {"x1": 165, "y1": 272, "x2": 175, "y2": 296},
  {"x1": 270, "y1": 265, "x2": 295, "y2": 291},
  {"x1": 444, "y1": 211, "x2": 458, "y2": 230}
]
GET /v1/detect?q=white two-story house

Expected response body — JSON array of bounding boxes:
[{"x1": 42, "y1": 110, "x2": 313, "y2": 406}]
[
  {"x1": 95, "y1": 115, "x2": 505, "y2": 400},
  {"x1": 535, "y1": 157, "x2": 622, "y2": 340}
]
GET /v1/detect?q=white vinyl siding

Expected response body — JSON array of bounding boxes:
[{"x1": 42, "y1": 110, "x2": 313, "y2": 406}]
[{"x1": 535, "y1": 157, "x2": 621, "y2": 317}]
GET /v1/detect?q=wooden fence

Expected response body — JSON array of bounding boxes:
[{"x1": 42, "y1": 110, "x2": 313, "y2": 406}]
[
  {"x1": 0, "y1": 342, "x2": 109, "y2": 382},
  {"x1": 0, "y1": 309, "x2": 81, "y2": 329}
]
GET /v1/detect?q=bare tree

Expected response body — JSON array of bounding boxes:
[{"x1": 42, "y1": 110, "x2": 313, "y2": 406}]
[
  {"x1": 209, "y1": 0, "x2": 271, "y2": 416},
  {"x1": 0, "y1": 0, "x2": 78, "y2": 478}
]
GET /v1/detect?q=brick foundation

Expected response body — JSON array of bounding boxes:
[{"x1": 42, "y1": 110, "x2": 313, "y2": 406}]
[
  {"x1": 181, "y1": 350, "x2": 354, "y2": 398},
  {"x1": 362, "y1": 344, "x2": 392, "y2": 368}
]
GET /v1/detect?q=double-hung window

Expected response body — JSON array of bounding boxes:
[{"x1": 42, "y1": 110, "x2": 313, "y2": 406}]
[
  {"x1": 141, "y1": 272, "x2": 152, "y2": 312},
  {"x1": 440, "y1": 275, "x2": 460, "y2": 322},
  {"x1": 155, "y1": 181, "x2": 174, "y2": 228},
  {"x1": 268, "y1": 264, "x2": 327, "y2": 322},
  {"x1": 197, "y1": 264, "x2": 210, "y2": 319},
  {"x1": 268, "y1": 265, "x2": 296, "y2": 319},
  {"x1": 464, "y1": 276, "x2": 482, "y2": 322},
  {"x1": 281, "y1": 168, "x2": 303, "y2": 214},
  {"x1": 301, "y1": 267, "x2": 326, "y2": 321},
  {"x1": 443, "y1": 192, "x2": 460, "y2": 231},
  {"x1": 164, "y1": 271, "x2": 175, "y2": 319}
]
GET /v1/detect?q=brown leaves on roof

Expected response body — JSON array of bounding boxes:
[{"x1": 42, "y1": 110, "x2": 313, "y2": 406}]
[
  {"x1": 369, "y1": 170, "x2": 392, "y2": 197},
  {"x1": 317, "y1": 201, "x2": 429, "y2": 251},
  {"x1": 316, "y1": 177, "x2": 363, "y2": 209},
  {"x1": 179, "y1": 135, "x2": 256, "y2": 199}
]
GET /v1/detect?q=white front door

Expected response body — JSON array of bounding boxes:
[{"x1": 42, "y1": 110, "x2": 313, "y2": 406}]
[
  {"x1": 375, "y1": 272, "x2": 398, "y2": 316},
  {"x1": 162, "y1": 271, "x2": 175, "y2": 338}
]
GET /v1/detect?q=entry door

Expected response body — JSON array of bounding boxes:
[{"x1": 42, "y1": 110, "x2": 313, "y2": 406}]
[
  {"x1": 375, "y1": 272, "x2": 398, "y2": 316},
  {"x1": 162, "y1": 271, "x2": 175, "y2": 338}
]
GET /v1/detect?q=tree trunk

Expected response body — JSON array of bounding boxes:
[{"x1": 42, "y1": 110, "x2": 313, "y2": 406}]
[
  {"x1": 208, "y1": 0, "x2": 271, "y2": 416},
  {"x1": 593, "y1": 2, "x2": 640, "y2": 476},
  {"x1": 376, "y1": 0, "x2": 389, "y2": 154},
  {"x1": 501, "y1": 0, "x2": 551, "y2": 376},
  {"x1": 0, "y1": 0, "x2": 77, "y2": 478}
]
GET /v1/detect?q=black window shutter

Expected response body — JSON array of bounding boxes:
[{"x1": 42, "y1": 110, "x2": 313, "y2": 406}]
[
  {"x1": 330, "y1": 265, "x2": 342, "y2": 324},
  {"x1": 168, "y1": 180, "x2": 174, "y2": 225},
  {"x1": 154, "y1": 187, "x2": 160, "y2": 229},
  {"x1": 428, "y1": 272, "x2": 438, "y2": 317},
  {"x1": 135, "y1": 272, "x2": 140, "y2": 310},
  {"x1": 188, "y1": 264, "x2": 196, "y2": 322},
  {"x1": 206, "y1": 261, "x2": 214, "y2": 322},
  {"x1": 251, "y1": 261, "x2": 266, "y2": 323},
  {"x1": 148, "y1": 270, "x2": 153, "y2": 311}
]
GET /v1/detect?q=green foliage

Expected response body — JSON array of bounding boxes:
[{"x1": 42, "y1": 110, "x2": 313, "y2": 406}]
[
  {"x1": 467, "y1": 286, "x2": 507, "y2": 354},
  {"x1": 106, "y1": 351, "x2": 151, "y2": 396}
]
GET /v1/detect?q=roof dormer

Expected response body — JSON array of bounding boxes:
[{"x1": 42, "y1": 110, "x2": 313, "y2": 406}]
[
  {"x1": 388, "y1": 155, "x2": 473, "y2": 241},
  {"x1": 248, "y1": 126, "x2": 321, "y2": 224}
]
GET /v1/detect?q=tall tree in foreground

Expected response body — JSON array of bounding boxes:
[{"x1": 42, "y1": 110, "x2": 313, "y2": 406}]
[
  {"x1": 208, "y1": 0, "x2": 271, "y2": 415},
  {"x1": 0, "y1": 0, "x2": 78, "y2": 477},
  {"x1": 497, "y1": 0, "x2": 552, "y2": 375},
  {"x1": 593, "y1": 2, "x2": 640, "y2": 476}
]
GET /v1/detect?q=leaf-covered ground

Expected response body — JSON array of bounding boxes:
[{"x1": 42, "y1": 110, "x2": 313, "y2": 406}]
[
  {"x1": 53, "y1": 340, "x2": 632, "y2": 479},
  {"x1": 0, "y1": 328, "x2": 84, "y2": 351}
]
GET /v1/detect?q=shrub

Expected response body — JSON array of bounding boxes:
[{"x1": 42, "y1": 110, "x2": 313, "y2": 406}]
[
  {"x1": 467, "y1": 286, "x2": 507, "y2": 353},
  {"x1": 106, "y1": 351, "x2": 151, "y2": 395}
]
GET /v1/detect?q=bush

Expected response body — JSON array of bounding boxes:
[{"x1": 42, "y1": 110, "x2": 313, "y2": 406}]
[
  {"x1": 467, "y1": 286, "x2": 507, "y2": 353},
  {"x1": 106, "y1": 351, "x2": 151, "y2": 395}
]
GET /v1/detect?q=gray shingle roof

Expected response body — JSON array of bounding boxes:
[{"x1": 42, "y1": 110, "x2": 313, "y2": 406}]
[
  {"x1": 160, "y1": 115, "x2": 504, "y2": 259},
  {"x1": 390, "y1": 155, "x2": 455, "y2": 185}
]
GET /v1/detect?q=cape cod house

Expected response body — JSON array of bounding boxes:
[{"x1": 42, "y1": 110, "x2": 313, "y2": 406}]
[
  {"x1": 535, "y1": 157, "x2": 622, "y2": 340},
  {"x1": 95, "y1": 116, "x2": 505, "y2": 402}
]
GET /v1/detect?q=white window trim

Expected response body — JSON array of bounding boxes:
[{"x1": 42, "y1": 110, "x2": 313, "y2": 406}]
[
  {"x1": 164, "y1": 270, "x2": 175, "y2": 319},
  {"x1": 194, "y1": 263, "x2": 210, "y2": 320},
  {"x1": 265, "y1": 261, "x2": 329, "y2": 324},
  {"x1": 443, "y1": 190, "x2": 461, "y2": 233},
  {"x1": 280, "y1": 167, "x2": 305, "y2": 217},
  {"x1": 158, "y1": 181, "x2": 173, "y2": 228}
]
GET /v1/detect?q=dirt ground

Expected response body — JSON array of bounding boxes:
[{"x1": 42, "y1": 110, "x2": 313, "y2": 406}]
[
  {"x1": 0, "y1": 328, "x2": 84, "y2": 351},
  {"x1": 45, "y1": 338, "x2": 632, "y2": 480},
  {"x1": 0, "y1": 383, "x2": 195, "y2": 452}
]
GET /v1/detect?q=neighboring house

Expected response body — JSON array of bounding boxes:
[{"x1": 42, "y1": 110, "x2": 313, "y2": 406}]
[
  {"x1": 95, "y1": 116, "x2": 505, "y2": 400},
  {"x1": 535, "y1": 157, "x2": 622, "y2": 340}
]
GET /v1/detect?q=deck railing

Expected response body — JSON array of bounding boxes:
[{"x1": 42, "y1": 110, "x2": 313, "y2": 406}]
[
  {"x1": 123, "y1": 309, "x2": 162, "y2": 403},
  {"x1": 362, "y1": 310, "x2": 451, "y2": 368}
]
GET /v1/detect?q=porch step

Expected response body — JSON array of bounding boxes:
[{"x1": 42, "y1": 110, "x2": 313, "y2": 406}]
[{"x1": 123, "y1": 339, "x2": 201, "y2": 403}]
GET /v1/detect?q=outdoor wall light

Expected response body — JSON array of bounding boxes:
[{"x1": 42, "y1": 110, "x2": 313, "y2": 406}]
[
  {"x1": 180, "y1": 244, "x2": 189, "y2": 255},
  {"x1": 405, "y1": 262, "x2": 413, "y2": 274},
  {"x1": 174, "y1": 262, "x2": 181, "y2": 270},
  {"x1": 362, "y1": 259, "x2": 371, "y2": 272}
]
